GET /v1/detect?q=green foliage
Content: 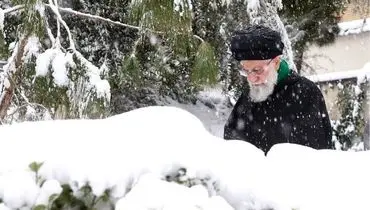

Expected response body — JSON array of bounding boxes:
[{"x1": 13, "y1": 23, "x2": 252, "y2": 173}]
[
  {"x1": 129, "y1": 0, "x2": 191, "y2": 32},
  {"x1": 48, "y1": 183, "x2": 113, "y2": 210},
  {"x1": 33, "y1": 204, "x2": 47, "y2": 210},
  {"x1": 29, "y1": 161, "x2": 45, "y2": 185},
  {"x1": 11, "y1": 0, "x2": 45, "y2": 37},
  {"x1": 191, "y1": 0, "x2": 250, "y2": 95},
  {"x1": 1, "y1": 0, "x2": 256, "y2": 120},
  {"x1": 24, "y1": 63, "x2": 70, "y2": 116},
  {"x1": 281, "y1": 0, "x2": 346, "y2": 45},
  {"x1": 29, "y1": 161, "x2": 44, "y2": 173},
  {"x1": 50, "y1": 184, "x2": 88, "y2": 210},
  {"x1": 121, "y1": 54, "x2": 142, "y2": 87},
  {"x1": 129, "y1": 0, "x2": 193, "y2": 56},
  {"x1": 0, "y1": 32, "x2": 7, "y2": 59},
  {"x1": 191, "y1": 41, "x2": 219, "y2": 86},
  {"x1": 280, "y1": 0, "x2": 347, "y2": 72}
]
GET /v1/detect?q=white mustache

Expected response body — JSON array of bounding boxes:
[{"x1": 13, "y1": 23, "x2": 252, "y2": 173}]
[{"x1": 248, "y1": 70, "x2": 277, "y2": 102}]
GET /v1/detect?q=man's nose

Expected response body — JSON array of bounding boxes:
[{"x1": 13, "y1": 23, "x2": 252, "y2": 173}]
[{"x1": 247, "y1": 74, "x2": 259, "y2": 83}]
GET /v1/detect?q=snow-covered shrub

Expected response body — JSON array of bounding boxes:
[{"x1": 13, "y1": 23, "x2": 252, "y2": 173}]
[
  {"x1": 2, "y1": 106, "x2": 370, "y2": 210},
  {"x1": 331, "y1": 81, "x2": 366, "y2": 150}
]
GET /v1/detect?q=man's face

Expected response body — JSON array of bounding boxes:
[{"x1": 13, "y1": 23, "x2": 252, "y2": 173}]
[{"x1": 239, "y1": 57, "x2": 280, "y2": 102}]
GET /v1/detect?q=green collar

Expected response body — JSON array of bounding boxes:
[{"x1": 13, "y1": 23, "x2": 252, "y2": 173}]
[{"x1": 277, "y1": 59, "x2": 291, "y2": 84}]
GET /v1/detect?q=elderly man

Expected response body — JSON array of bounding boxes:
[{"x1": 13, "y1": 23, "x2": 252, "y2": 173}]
[{"x1": 224, "y1": 25, "x2": 334, "y2": 154}]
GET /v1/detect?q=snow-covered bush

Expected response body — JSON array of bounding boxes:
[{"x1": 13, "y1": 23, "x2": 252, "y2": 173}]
[
  {"x1": 332, "y1": 81, "x2": 366, "y2": 150},
  {"x1": 2, "y1": 106, "x2": 370, "y2": 210},
  {"x1": 0, "y1": 106, "x2": 259, "y2": 210}
]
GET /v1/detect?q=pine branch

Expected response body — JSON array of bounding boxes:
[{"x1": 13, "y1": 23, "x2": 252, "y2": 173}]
[
  {"x1": 51, "y1": 5, "x2": 142, "y2": 31},
  {"x1": 2, "y1": 3, "x2": 205, "y2": 43},
  {"x1": 46, "y1": 4, "x2": 204, "y2": 42}
]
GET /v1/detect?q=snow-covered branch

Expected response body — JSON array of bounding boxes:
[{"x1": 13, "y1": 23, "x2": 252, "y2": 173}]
[
  {"x1": 52, "y1": 0, "x2": 61, "y2": 41},
  {"x1": 1, "y1": 5, "x2": 24, "y2": 32},
  {"x1": 50, "y1": 5, "x2": 142, "y2": 31},
  {"x1": 193, "y1": 35, "x2": 205, "y2": 43},
  {"x1": 3, "y1": 5, "x2": 24, "y2": 14},
  {"x1": 44, "y1": 16, "x2": 56, "y2": 45},
  {"x1": 47, "y1": 0, "x2": 75, "y2": 50},
  {"x1": 45, "y1": 4, "x2": 204, "y2": 42},
  {"x1": 2, "y1": 3, "x2": 204, "y2": 43}
]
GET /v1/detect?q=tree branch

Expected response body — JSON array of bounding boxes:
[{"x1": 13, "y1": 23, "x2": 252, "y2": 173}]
[
  {"x1": 50, "y1": 5, "x2": 142, "y2": 31},
  {"x1": 193, "y1": 35, "x2": 205, "y2": 43},
  {"x1": 45, "y1": 4, "x2": 204, "y2": 42},
  {"x1": 0, "y1": 37, "x2": 28, "y2": 120},
  {"x1": 3, "y1": 3, "x2": 204, "y2": 43},
  {"x1": 3, "y1": 5, "x2": 24, "y2": 14},
  {"x1": 47, "y1": 0, "x2": 75, "y2": 50},
  {"x1": 53, "y1": 0, "x2": 61, "y2": 41}
]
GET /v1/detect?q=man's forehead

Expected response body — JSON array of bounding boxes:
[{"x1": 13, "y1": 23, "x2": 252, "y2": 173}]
[{"x1": 240, "y1": 60, "x2": 267, "y2": 66}]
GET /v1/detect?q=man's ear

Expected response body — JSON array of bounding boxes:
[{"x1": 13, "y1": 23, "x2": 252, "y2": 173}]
[{"x1": 274, "y1": 56, "x2": 281, "y2": 70}]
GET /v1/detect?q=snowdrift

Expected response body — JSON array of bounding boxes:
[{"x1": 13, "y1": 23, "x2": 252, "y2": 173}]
[{"x1": 0, "y1": 106, "x2": 369, "y2": 210}]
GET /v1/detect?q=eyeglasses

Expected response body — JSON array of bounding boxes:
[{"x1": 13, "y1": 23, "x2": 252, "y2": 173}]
[{"x1": 239, "y1": 58, "x2": 274, "y2": 77}]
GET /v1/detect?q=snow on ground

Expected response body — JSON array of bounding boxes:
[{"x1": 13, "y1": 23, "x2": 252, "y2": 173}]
[
  {"x1": 0, "y1": 106, "x2": 266, "y2": 210},
  {"x1": 1, "y1": 95, "x2": 370, "y2": 210},
  {"x1": 338, "y1": 18, "x2": 370, "y2": 36},
  {"x1": 162, "y1": 86, "x2": 232, "y2": 138}
]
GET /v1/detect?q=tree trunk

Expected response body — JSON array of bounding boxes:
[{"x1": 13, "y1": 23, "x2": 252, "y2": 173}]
[{"x1": 0, "y1": 37, "x2": 28, "y2": 120}]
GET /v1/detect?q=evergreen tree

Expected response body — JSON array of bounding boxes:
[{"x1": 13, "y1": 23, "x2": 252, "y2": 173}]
[
  {"x1": 0, "y1": 0, "x2": 222, "y2": 122},
  {"x1": 248, "y1": 0, "x2": 296, "y2": 71},
  {"x1": 191, "y1": 0, "x2": 250, "y2": 98},
  {"x1": 279, "y1": 0, "x2": 347, "y2": 74}
]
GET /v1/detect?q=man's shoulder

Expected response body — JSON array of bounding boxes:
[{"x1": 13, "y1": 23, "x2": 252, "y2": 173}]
[{"x1": 289, "y1": 72, "x2": 322, "y2": 94}]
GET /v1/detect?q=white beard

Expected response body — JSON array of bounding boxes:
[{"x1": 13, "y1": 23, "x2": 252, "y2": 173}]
[{"x1": 248, "y1": 69, "x2": 278, "y2": 102}]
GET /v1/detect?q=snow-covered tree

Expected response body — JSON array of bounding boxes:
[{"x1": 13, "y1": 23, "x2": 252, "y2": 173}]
[
  {"x1": 191, "y1": 0, "x2": 251, "y2": 99},
  {"x1": 247, "y1": 0, "x2": 296, "y2": 71},
  {"x1": 0, "y1": 0, "x2": 222, "y2": 122},
  {"x1": 279, "y1": 0, "x2": 347, "y2": 73},
  {"x1": 332, "y1": 81, "x2": 366, "y2": 150},
  {"x1": 0, "y1": 0, "x2": 111, "y2": 122}
]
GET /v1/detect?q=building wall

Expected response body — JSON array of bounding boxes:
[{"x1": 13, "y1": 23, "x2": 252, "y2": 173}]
[
  {"x1": 303, "y1": 31, "x2": 370, "y2": 74},
  {"x1": 316, "y1": 80, "x2": 369, "y2": 136},
  {"x1": 302, "y1": 1, "x2": 370, "y2": 75},
  {"x1": 318, "y1": 82, "x2": 342, "y2": 120},
  {"x1": 302, "y1": 5, "x2": 370, "y2": 122},
  {"x1": 341, "y1": 2, "x2": 370, "y2": 21}
]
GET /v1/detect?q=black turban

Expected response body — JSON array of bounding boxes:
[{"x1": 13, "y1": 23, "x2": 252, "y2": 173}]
[{"x1": 230, "y1": 25, "x2": 285, "y2": 61}]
